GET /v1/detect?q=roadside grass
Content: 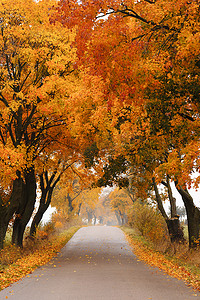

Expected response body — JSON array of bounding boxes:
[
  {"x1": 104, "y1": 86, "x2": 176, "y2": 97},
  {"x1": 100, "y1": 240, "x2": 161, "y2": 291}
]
[
  {"x1": 122, "y1": 226, "x2": 200, "y2": 292},
  {"x1": 0, "y1": 225, "x2": 80, "y2": 291}
]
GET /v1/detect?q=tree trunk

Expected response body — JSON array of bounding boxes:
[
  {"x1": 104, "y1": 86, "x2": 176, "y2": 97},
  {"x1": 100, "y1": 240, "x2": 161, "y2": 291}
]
[
  {"x1": 152, "y1": 177, "x2": 168, "y2": 220},
  {"x1": 119, "y1": 212, "x2": 127, "y2": 225},
  {"x1": 29, "y1": 205, "x2": 46, "y2": 237},
  {"x1": 30, "y1": 188, "x2": 53, "y2": 237},
  {"x1": 12, "y1": 167, "x2": 37, "y2": 247},
  {"x1": 87, "y1": 210, "x2": 93, "y2": 224},
  {"x1": 30, "y1": 171, "x2": 61, "y2": 237},
  {"x1": 152, "y1": 177, "x2": 185, "y2": 243},
  {"x1": 0, "y1": 202, "x2": 8, "y2": 249},
  {"x1": 0, "y1": 172, "x2": 24, "y2": 249},
  {"x1": 67, "y1": 194, "x2": 74, "y2": 213},
  {"x1": 115, "y1": 210, "x2": 122, "y2": 225},
  {"x1": 166, "y1": 217, "x2": 185, "y2": 242},
  {"x1": 166, "y1": 175, "x2": 177, "y2": 218},
  {"x1": 99, "y1": 216, "x2": 103, "y2": 224},
  {"x1": 77, "y1": 203, "x2": 82, "y2": 216},
  {"x1": 175, "y1": 182, "x2": 200, "y2": 248}
]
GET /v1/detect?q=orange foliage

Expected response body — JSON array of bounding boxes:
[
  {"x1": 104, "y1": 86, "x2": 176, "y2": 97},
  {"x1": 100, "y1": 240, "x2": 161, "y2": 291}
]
[{"x1": 128, "y1": 201, "x2": 169, "y2": 247}]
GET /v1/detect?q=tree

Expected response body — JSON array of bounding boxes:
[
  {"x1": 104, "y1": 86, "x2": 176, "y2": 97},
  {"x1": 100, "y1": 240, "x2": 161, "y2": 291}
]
[
  {"x1": 77, "y1": 188, "x2": 102, "y2": 224},
  {"x1": 0, "y1": 171, "x2": 24, "y2": 249},
  {"x1": 51, "y1": 161, "x2": 98, "y2": 220},
  {"x1": 29, "y1": 154, "x2": 78, "y2": 237},
  {"x1": 109, "y1": 187, "x2": 132, "y2": 225},
  {"x1": 113, "y1": 0, "x2": 200, "y2": 247},
  {"x1": 152, "y1": 177, "x2": 185, "y2": 243},
  {"x1": 0, "y1": 0, "x2": 78, "y2": 247},
  {"x1": 56, "y1": 0, "x2": 200, "y2": 247}
]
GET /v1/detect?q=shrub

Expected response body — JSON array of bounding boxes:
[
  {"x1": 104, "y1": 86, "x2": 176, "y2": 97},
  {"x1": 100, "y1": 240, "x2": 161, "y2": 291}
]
[{"x1": 128, "y1": 201, "x2": 169, "y2": 249}]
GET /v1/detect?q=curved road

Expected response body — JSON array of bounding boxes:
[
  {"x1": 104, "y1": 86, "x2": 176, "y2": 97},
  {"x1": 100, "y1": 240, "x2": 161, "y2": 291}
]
[{"x1": 0, "y1": 226, "x2": 199, "y2": 300}]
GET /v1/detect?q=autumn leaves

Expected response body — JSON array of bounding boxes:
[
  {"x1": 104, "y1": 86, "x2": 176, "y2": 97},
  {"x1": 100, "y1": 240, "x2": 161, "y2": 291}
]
[
  {"x1": 58, "y1": 0, "x2": 200, "y2": 247},
  {"x1": 0, "y1": 0, "x2": 83, "y2": 248},
  {"x1": 0, "y1": 0, "x2": 200, "y2": 249}
]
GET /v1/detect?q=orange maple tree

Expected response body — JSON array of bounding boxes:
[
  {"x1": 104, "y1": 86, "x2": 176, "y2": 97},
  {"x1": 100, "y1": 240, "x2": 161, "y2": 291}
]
[
  {"x1": 56, "y1": 0, "x2": 200, "y2": 247},
  {"x1": 0, "y1": 0, "x2": 200, "y2": 250},
  {"x1": 0, "y1": 0, "x2": 80, "y2": 248}
]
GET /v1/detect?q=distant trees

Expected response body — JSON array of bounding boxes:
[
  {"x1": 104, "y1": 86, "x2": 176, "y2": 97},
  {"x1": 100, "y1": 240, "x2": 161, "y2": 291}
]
[{"x1": 176, "y1": 206, "x2": 187, "y2": 221}]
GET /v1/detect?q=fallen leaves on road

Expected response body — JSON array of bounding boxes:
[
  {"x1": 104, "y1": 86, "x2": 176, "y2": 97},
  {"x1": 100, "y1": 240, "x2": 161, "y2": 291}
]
[
  {"x1": 124, "y1": 230, "x2": 200, "y2": 292},
  {"x1": 0, "y1": 226, "x2": 80, "y2": 291}
]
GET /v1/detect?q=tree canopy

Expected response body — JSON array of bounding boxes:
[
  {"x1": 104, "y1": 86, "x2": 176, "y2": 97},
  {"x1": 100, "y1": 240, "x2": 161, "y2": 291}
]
[{"x1": 0, "y1": 0, "x2": 200, "y2": 249}]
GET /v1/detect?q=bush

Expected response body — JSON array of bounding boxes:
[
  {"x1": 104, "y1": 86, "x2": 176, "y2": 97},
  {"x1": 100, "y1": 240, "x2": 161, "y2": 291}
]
[
  {"x1": 128, "y1": 201, "x2": 169, "y2": 249},
  {"x1": 51, "y1": 211, "x2": 83, "y2": 230}
]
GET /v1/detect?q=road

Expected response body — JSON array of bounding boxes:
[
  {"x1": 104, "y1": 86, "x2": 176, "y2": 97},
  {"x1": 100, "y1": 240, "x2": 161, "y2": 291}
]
[{"x1": 0, "y1": 226, "x2": 199, "y2": 300}]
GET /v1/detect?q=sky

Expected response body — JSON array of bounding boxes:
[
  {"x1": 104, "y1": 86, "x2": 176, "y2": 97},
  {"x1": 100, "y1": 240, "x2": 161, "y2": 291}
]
[{"x1": 169, "y1": 182, "x2": 200, "y2": 208}]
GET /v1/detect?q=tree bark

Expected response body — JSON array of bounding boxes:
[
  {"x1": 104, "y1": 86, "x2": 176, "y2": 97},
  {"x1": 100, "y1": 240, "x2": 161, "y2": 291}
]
[
  {"x1": 0, "y1": 172, "x2": 24, "y2": 249},
  {"x1": 166, "y1": 175, "x2": 177, "y2": 218},
  {"x1": 67, "y1": 194, "x2": 74, "y2": 213},
  {"x1": 115, "y1": 210, "x2": 122, "y2": 225},
  {"x1": 152, "y1": 177, "x2": 168, "y2": 219},
  {"x1": 175, "y1": 182, "x2": 200, "y2": 248},
  {"x1": 166, "y1": 216, "x2": 185, "y2": 243},
  {"x1": 30, "y1": 188, "x2": 53, "y2": 237},
  {"x1": 12, "y1": 167, "x2": 37, "y2": 247},
  {"x1": 30, "y1": 171, "x2": 61, "y2": 237},
  {"x1": 0, "y1": 199, "x2": 8, "y2": 249},
  {"x1": 77, "y1": 202, "x2": 82, "y2": 216},
  {"x1": 87, "y1": 209, "x2": 93, "y2": 224}
]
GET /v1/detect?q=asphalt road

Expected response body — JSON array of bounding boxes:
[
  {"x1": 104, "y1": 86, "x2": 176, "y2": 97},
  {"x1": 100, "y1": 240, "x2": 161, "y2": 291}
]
[{"x1": 0, "y1": 226, "x2": 199, "y2": 300}]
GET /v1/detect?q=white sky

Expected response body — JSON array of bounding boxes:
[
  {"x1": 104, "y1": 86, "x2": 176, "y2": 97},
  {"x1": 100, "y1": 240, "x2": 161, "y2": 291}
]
[{"x1": 169, "y1": 182, "x2": 200, "y2": 208}]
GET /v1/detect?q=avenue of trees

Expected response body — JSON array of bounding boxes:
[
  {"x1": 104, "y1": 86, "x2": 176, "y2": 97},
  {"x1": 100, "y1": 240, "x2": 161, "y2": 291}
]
[{"x1": 0, "y1": 0, "x2": 200, "y2": 249}]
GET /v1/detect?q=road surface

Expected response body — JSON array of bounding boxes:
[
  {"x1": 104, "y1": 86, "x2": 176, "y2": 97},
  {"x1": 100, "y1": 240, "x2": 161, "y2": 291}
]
[{"x1": 0, "y1": 226, "x2": 199, "y2": 300}]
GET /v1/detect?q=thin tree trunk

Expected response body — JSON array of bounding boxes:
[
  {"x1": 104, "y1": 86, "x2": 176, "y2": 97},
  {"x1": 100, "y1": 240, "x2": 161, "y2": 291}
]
[
  {"x1": 87, "y1": 210, "x2": 93, "y2": 224},
  {"x1": 30, "y1": 188, "x2": 53, "y2": 237},
  {"x1": 99, "y1": 216, "x2": 103, "y2": 224},
  {"x1": 0, "y1": 202, "x2": 8, "y2": 249},
  {"x1": 115, "y1": 210, "x2": 122, "y2": 225},
  {"x1": 30, "y1": 171, "x2": 61, "y2": 237},
  {"x1": 77, "y1": 203, "x2": 82, "y2": 216},
  {"x1": 67, "y1": 194, "x2": 74, "y2": 213},
  {"x1": 153, "y1": 177, "x2": 168, "y2": 219},
  {"x1": 166, "y1": 175, "x2": 177, "y2": 218},
  {"x1": 153, "y1": 177, "x2": 185, "y2": 243}
]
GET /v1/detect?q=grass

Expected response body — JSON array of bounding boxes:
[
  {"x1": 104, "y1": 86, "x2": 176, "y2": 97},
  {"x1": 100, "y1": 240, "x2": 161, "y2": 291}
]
[
  {"x1": 0, "y1": 225, "x2": 80, "y2": 291},
  {"x1": 122, "y1": 226, "x2": 200, "y2": 292}
]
